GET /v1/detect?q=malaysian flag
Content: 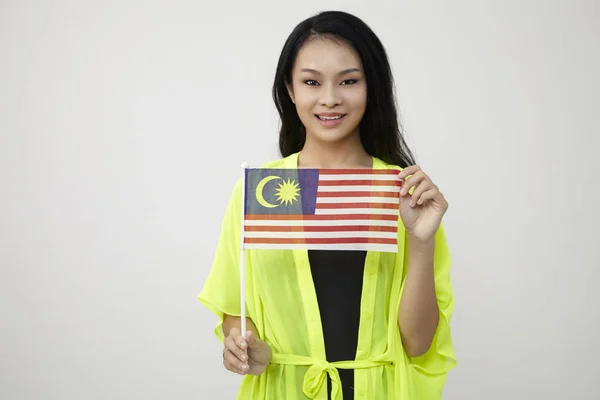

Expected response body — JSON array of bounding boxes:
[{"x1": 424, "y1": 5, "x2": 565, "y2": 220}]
[{"x1": 243, "y1": 168, "x2": 402, "y2": 252}]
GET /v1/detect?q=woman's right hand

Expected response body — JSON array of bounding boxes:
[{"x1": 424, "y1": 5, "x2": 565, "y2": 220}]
[{"x1": 223, "y1": 327, "x2": 272, "y2": 375}]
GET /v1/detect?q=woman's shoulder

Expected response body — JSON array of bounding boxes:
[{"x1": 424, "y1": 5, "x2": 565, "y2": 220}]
[{"x1": 372, "y1": 156, "x2": 404, "y2": 171}]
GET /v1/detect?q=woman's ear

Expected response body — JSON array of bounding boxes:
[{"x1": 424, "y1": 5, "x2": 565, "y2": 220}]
[{"x1": 286, "y1": 82, "x2": 295, "y2": 104}]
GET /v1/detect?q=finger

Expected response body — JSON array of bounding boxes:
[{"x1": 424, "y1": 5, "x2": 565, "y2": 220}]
[
  {"x1": 227, "y1": 327, "x2": 247, "y2": 349},
  {"x1": 400, "y1": 171, "x2": 425, "y2": 196},
  {"x1": 223, "y1": 349, "x2": 248, "y2": 375},
  {"x1": 410, "y1": 181, "x2": 435, "y2": 206},
  {"x1": 245, "y1": 331, "x2": 254, "y2": 347},
  {"x1": 225, "y1": 330, "x2": 248, "y2": 361},
  {"x1": 233, "y1": 331, "x2": 249, "y2": 352},
  {"x1": 397, "y1": 165, "x2": 421, "y2": 180},
  {"x1": 227, "y1": 327, "x2": 241, "y2": 340},
  {"x1": 418, "y1": 190, "x2": 447, "y2": 207},
  {"x1": 415, "y1": 188, "x2": 439, "y2": 206}
]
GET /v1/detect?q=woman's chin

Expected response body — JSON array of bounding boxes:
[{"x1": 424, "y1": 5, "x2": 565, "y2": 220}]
[{"x1": 308, "y1": 128, "x2": 358, "y2": 144}]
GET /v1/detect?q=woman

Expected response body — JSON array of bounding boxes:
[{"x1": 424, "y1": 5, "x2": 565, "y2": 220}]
[{"x1": 198, "y1": 10, "x2": 456, "y2": 399}]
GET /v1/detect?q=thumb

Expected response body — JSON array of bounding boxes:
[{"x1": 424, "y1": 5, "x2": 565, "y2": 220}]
[{"x1": 245, "y1": 331, "x2": 262, "y2": 350}]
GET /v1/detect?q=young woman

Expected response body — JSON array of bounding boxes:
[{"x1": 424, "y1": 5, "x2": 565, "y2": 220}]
[{"x1": 199, "y1": 10, "x2": 456, "y2": 400}]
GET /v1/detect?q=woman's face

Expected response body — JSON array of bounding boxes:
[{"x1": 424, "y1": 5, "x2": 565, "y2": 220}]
[{"x1": 287, "y1": 36, "x2": 367, "y2": 145}]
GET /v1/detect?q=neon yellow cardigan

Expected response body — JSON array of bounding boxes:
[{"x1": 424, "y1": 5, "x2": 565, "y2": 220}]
[{"x1": 198, "y1": 152, "x2": 456, "y2": 399}]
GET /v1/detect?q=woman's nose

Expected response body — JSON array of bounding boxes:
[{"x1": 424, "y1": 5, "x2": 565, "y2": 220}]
[{"x1": 319, "y1": 83, "x2": 342, "y2": 107}]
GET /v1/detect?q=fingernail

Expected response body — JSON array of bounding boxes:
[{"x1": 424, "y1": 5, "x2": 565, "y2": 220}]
[{"x1": 241, "y1": 354, "x2": 247, "y2": 361}]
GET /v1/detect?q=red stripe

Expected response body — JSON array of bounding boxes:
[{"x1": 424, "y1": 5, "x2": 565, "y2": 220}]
[
  {"x1": 319, "y1": 169, "x2": 400, "y2": 175},
  {"x1": 318, "y1": 180, "x2": 401, "y2": 186},
  {"x1": 245, "y1": 214, "x2": 398, "y2": 221},
  {"x1": 315, "y1": 202, "x2": 398, "y2": 210},
  {"x1": 244, "y1": 237, "x2": 397, "y2": 245},
  {"x1": 244, "y1": 225, "x2": 397, "y2": 232},
  {"x1": 317, "y1": 191, "x2": 399, "y2": 198}
]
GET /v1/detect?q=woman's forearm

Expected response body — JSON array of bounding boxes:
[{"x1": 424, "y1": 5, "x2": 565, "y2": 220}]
[{"x1": 397, "y1": 235, "x2": 439, "y2": 357}]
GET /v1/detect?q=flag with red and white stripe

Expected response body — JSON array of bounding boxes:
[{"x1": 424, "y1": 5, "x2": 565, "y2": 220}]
[{"x1": 243, "y1": 168, "x2": 402, "y2": 252}]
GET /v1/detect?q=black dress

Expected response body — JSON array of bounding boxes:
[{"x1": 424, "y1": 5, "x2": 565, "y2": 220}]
[{"x1": 308, "y1": 249, "x2": 367, "y2": 400}]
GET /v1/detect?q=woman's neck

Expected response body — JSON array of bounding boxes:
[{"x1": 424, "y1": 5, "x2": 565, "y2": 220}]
[{"x1": 298, "y1": 132, "x2": 372, "y2": 169}]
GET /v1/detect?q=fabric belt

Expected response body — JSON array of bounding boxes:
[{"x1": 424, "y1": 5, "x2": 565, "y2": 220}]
[{"x1": 271, "y1": 353, "x2": 393, "y2": 399}]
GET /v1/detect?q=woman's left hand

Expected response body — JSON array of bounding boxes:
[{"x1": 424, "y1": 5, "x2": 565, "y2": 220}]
[{"x1": 397, "y1": 165, "x2": 448, "y2": 243}]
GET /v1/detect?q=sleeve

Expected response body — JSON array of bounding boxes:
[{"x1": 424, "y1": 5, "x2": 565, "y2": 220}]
[
  {"x1": 404, "y1": 223, "x2": 457, "y2": 396},
  {"x1": 197, "y1": 179, "x2": 243, "y2": 343}
]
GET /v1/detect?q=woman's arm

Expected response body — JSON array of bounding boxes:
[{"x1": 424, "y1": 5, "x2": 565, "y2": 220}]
[
  {"x1": 395, "y1": 165, "x2": 448, "y2": 358},
  {"x1": 397, "y1": 235, "x2": 440, "y2": 357}
]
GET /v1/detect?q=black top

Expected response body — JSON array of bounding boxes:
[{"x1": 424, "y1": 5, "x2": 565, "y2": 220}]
[{"x1": 309, "y1": 249, "x2": 367, "y2": 400}]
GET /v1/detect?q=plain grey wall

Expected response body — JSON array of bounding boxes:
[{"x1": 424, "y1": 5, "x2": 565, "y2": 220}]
[{"x1": 1, "y1": 1, "x2": 598, "y2": 399}]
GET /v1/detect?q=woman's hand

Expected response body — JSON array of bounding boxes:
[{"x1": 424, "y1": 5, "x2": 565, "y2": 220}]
[
  {"x1": 223, "y1": 327, "x2": 272, "y2": 376},
  {"x1": 397, "y1": 165, "x2": 448, "y2": 243}
]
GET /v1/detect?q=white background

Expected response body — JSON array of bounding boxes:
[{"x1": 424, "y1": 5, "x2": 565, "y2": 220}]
[{"x1": 1, "y1": 1, "x2": 598, "y2": 399}]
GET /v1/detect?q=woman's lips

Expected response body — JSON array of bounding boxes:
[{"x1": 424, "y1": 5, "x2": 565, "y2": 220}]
[{"x1": 315, "y1": 114, "x2": 346, "y2": 127}]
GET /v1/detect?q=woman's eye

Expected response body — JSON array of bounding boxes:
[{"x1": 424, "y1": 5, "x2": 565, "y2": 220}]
[
  {"x1": 341, "y1": 79, "x2": 358, "y2": 85},
  {"x1": 304, "y1": 80, "x2": 319, "y2": 86}
]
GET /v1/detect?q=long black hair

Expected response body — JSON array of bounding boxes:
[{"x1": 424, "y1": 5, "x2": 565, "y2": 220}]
[{"x1": 272, "y1": 11, "x2": 416, "y2": 168}]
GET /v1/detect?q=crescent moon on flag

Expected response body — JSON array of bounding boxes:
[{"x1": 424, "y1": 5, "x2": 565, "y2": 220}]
[{"x1": 256, "y1": 175, "x2": 282, "y2": 208}]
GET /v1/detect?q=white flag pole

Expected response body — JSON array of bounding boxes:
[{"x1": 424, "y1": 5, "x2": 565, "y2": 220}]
[{"x1": 239, "y1": 162, "x2": 249, "y2": 339}]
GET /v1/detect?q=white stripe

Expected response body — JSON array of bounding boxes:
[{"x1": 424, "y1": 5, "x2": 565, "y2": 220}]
[
  {"x1": 244, "y1": 243, "x2": 398, "y2": 253},
  {"x1": 317, "y1": 186, "x2": 400, "y2": 193},
  {"x1": 244, "y1": 219, "x2": 398, "y2": 227},
  {"x1": 318, "y1": 174, "x2": 399, "y2": 181},
  {"x1": 316, "y1": 197, "x2": 399, "y2": 204},
  {"x1": 315, "y1": 208, "x2": 399, "y2": 216},
  {"x1": 244, "y1": 231, "x2": 397, "y2": 239}
]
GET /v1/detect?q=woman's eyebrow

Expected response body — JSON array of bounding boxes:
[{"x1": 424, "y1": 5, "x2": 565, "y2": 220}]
[{"x1": 299, "y1": 68, "x2": 362, "y2": 75}]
